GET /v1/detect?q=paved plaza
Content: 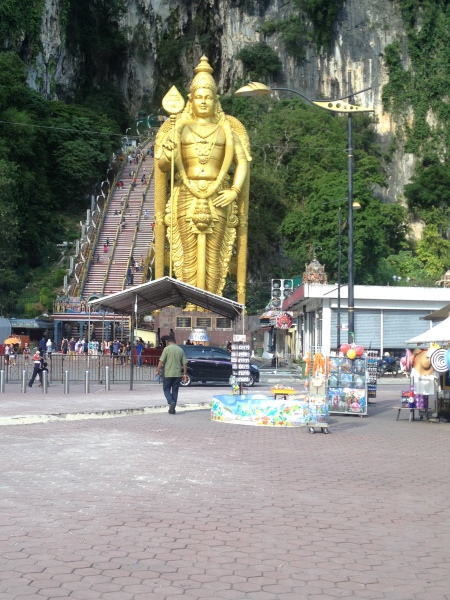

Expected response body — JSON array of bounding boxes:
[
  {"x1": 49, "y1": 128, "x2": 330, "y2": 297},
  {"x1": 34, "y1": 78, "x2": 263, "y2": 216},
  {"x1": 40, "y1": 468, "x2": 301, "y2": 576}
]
[{"x1": 0, "y1": 381, "x2": 449, "y2": 599}]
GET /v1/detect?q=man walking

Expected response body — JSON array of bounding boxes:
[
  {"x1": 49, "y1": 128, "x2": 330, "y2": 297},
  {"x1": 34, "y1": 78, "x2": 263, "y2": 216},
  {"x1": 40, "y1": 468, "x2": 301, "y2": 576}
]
[{"x1": 155, "y1": 337, "x2": 187, "y2": 414}]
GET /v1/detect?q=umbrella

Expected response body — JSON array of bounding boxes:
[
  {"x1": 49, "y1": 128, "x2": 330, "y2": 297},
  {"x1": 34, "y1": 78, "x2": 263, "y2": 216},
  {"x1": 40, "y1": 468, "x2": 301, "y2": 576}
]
[{"x1": 4, "y1": 337, "x2": 20, "y2": 345}]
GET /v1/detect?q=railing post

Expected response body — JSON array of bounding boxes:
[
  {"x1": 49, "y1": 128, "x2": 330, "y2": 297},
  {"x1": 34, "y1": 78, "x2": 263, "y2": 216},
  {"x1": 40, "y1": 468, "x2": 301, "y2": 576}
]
[
  {"x1": 64, "y1": 370, "x2": 70, "y2": 394},
  {"x1": 21, "y1": 370, "x2": 27, "y2": 393},
  {"x1": 85, "y1": 370, "x2": 90, "y2": 393},
  {"x1": 105, "y1": 365, "x2": 110, "y2": 391},
  {"x1": 42, "y1": 370, "x2": 48, "y2": 394},
  {"x1": 0, "y1": 369, "x2": 5, "y2": 393}
]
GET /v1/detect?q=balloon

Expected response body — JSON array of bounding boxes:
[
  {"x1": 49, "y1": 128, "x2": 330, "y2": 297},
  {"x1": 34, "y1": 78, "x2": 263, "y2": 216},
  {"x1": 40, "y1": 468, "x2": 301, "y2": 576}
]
[
  {"x1": 355, "y1": 345, "x2": 364, "y2": 356},
  {"x1": 340, "y1": 343, "x2": 351, "y2": 354},
  {"x1": 347, "y1": 349, "x2": 357, "y2": 360}
]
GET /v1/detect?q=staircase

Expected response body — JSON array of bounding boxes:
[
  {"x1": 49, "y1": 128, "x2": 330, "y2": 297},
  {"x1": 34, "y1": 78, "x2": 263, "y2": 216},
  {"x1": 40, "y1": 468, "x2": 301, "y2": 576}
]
[{"x1": 82, "y1": 142, "x2": 155, "y2": 299}]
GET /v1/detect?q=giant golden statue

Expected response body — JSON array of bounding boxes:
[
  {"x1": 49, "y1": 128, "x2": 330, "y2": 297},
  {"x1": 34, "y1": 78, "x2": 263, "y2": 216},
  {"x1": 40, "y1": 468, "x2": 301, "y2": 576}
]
[{"x1": 154, "y1": 56, "x2": 251, "y2": 306}]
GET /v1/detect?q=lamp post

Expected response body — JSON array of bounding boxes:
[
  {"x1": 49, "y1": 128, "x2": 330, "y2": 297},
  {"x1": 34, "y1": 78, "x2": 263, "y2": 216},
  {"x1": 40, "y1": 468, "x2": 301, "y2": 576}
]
[
  {"x1": 235, "y1": 79, "x2": 373, "y2": 343},
  {"x1": 334, "y1": 201, "x2": 361, "y2": 349}
]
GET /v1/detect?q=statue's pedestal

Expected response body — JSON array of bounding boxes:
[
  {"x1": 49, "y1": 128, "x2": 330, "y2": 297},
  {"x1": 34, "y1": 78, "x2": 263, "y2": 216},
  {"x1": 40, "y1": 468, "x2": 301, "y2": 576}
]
[{"x1": 211, "y1": 394, "x2": 328, "y2": 427}]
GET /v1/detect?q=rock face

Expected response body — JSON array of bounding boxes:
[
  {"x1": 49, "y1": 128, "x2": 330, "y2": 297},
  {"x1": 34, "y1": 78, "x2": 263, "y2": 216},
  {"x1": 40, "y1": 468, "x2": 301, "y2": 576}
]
[{"x1": 28, "y1": 0, "x2": 412, "y2": 200}]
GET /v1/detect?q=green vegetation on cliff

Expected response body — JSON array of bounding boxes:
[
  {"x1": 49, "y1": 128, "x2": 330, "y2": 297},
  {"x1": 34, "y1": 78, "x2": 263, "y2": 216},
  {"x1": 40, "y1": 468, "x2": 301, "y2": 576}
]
[
  {"x1": 382, "y1": 0, "x2": 450, "y2": 279},
  {"x1": 0, "y1": 53, "x2": 121, "y2": 315}
]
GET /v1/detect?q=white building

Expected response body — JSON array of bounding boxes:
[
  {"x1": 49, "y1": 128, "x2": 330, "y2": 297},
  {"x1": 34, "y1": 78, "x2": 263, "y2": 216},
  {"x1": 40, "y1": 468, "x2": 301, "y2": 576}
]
[{"x1": 282, "y1": 284, "x2": 450, "y2": 357}]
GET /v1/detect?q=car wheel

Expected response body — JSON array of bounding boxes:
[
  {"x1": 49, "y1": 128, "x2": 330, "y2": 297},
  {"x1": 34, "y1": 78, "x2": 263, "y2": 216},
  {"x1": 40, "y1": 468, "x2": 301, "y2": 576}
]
[
  {"x1": 247, "y1": 374, "x2": 255, "y2": 387},
  {"x1": 180, "y1": 374, "x2": 192, "y2": 387}
]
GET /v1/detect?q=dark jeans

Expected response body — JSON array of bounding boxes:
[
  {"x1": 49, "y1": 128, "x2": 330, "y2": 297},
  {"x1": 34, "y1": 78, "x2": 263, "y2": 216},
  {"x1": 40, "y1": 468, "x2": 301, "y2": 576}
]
[
  {"x1": 162, "y1": 377, "x2": 181, "y2": 405},
  {"x1": 28, "y1": 365, "x2": 41, "y2": 387}
]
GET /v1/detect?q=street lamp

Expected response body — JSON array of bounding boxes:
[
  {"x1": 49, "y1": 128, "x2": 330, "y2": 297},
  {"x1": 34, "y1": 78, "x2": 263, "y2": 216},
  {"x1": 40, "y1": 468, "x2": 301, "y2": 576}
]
[
  {"x1": 335, "y1": 200, "x2": 361, "y2": 349},
  {"x1": 235, "y1": 79, "x2": 373, "y2": 344}
]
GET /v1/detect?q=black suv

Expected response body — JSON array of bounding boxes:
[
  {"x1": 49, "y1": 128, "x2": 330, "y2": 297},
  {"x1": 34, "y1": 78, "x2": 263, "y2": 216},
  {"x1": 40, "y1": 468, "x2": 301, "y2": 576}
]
[{"x1": 179, "y1": 345, "x2": 259, "y2": 387}]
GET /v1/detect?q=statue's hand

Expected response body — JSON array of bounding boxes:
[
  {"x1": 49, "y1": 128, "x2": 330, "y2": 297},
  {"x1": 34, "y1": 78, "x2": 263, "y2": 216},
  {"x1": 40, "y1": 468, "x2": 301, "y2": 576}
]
[
  {"x1": 214, "y1": 189, "x2": 237, "y2": 207},
  {"x1": 162, "y1": 137, "x2": 178, "y2": 161}
]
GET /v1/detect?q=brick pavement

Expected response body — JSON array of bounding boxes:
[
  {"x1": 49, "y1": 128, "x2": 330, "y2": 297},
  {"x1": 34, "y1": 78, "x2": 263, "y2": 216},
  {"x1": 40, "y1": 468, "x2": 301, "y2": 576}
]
[{"x1": 0, "y1": 385, "x2": 449, "y2": 599}]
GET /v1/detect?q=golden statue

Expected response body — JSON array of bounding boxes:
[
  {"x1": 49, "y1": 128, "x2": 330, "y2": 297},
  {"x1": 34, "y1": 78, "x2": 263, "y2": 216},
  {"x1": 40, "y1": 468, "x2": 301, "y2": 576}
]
[{"x1": 154, "y1": 56, "x2": 251, "y2": 306}]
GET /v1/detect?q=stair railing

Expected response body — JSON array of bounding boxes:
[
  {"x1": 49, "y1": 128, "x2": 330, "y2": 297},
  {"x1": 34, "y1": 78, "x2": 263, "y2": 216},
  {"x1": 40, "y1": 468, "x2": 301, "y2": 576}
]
[
  {"x1": 122, "y1": 164, "x2": 155, "y2": 290},
  {"x1": 75, "y1": 162, "x2": 126, "y2": 297}
]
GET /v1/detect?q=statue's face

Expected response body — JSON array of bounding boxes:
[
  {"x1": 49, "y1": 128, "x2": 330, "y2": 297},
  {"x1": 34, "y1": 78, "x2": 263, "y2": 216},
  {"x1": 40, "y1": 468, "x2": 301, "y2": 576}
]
[{"x1": 191, "y1": 88, "x2": 216, "y2": 118}]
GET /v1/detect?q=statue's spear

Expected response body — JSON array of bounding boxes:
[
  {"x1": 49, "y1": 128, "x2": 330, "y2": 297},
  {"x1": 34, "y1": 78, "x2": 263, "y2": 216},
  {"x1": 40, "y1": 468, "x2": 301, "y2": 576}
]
[{"x1": 161, "y1": 86, "x2": 185, "y2": 278}]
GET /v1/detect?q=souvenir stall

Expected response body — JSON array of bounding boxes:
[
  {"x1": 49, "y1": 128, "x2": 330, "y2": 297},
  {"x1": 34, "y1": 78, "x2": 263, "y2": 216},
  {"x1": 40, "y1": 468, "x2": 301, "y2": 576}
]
[
  {"x1": 304, "y1": 343, "x2": 370, "y2": 416},
  {"x1": 406, "y1": 319, "x2": 450, "y2": 420}
]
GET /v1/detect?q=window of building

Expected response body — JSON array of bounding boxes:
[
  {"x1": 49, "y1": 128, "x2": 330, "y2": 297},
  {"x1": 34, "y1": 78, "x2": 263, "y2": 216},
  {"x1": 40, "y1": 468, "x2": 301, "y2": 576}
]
[
  {"x1": 216, "y1": 317, "x2": 232, "y2": 329},
  {"x1": 176, "y1": 317, "x2": 192, "y2": 328},
  {"x1": 196, "y1": 317, "x2": 212, "y2": 328}
]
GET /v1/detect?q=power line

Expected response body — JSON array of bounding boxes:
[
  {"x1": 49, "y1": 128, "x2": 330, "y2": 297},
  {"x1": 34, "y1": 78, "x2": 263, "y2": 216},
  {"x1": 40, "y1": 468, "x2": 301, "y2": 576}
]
[{"x1": 0, "y1": 119, "x2": 125, "y2": 137}]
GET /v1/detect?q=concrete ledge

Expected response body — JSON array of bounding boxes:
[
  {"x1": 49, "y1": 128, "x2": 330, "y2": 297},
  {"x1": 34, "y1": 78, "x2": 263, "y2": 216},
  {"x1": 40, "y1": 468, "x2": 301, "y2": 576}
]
[{"x1": 0, "y1": 402, "x2": 212, "y2": 427}]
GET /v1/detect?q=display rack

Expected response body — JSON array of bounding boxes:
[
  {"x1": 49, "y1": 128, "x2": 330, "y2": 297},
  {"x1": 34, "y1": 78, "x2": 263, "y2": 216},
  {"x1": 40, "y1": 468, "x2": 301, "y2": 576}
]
[
  {"x1": 230, "y1": 342, "x2": 251, "y2": 394},
  {"x1": 326, "y1": 355, "x2": 368, "y2": 415}
]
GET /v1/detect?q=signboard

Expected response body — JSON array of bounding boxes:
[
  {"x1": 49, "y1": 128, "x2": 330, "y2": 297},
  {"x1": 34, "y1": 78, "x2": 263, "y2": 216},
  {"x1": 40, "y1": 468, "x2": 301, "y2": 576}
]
[
  {"x1": 276, "y1": 312, "x2": 293, "y2": 330},
  {"x1": 188, "y1": 328, "x2": 210, "y2": 343}
]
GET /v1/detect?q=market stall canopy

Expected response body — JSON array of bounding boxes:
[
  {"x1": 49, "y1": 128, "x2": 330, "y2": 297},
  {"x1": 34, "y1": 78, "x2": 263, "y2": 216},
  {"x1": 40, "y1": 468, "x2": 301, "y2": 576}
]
[
  {"x1": 422, "y1": 302, "x2": 450, "y2": 321},
  {"x1": 406, "y1": 316, "x2": 450, "y2": 344},
  {"x1": 87, "y1": 277, "x2": 245, "y2": 321}
]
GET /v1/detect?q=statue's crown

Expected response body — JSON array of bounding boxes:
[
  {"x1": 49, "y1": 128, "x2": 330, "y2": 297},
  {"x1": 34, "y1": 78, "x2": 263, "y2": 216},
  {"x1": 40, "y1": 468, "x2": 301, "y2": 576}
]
[{"x1": 190, "y1": 56, "x2": 217, "y2": 94}]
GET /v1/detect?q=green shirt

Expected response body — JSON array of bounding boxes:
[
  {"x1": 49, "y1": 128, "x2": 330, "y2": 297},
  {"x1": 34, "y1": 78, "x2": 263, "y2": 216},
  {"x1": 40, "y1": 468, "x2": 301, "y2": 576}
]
[{"x1": 160, "y1": 344, "x2": 187, "y2": 377}]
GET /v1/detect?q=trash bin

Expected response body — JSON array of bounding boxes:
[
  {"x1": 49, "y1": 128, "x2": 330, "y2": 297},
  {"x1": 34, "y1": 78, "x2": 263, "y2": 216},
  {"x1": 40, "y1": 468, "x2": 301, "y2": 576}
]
[{"x1": 299, "y1": 360, "x2": 307, "y2": 377}]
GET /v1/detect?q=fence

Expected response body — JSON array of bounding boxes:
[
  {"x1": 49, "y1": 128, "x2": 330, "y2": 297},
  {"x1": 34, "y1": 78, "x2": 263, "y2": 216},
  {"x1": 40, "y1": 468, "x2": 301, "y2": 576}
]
[{"x1": 0, "y1": 354, "x2": 157, "y2": 384}]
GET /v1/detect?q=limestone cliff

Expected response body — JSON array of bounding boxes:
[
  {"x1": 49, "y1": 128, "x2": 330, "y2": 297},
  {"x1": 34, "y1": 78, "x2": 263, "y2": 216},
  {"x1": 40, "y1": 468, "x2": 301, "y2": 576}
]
[{"x1": 28, "y1": 0, "x2": 411, "y2": 201}]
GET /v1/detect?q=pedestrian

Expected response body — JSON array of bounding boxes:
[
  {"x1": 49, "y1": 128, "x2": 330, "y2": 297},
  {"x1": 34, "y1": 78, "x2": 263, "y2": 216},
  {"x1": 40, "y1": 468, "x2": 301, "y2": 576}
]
[
  {"x1": 95, "y1": 252, "x2": 100, "y2": 263},
  {"x1": 61, "y1": 337, "x2": 68, "y2": 354},
  {"x1": 68, "y1": 337, "x2": 76, "y2": 355},
  {"x1": 143, "y1": 209, "x2": 148, "y2": 219},
  {"x1": 103, "y1": 243, "x2": 108, "y2": 253},
  {"x1": 155, "y1": 336, "x2": 187, "y2": 414},
  {"x1": 136, "y1": 339, "x2": 143, "y2": 367},
  {"x1": 120, "y1": 197, "x2": 124, "y2": 209},
  {"x1": 4, "y1": 344, "x2": 10, "y2": 365},
  {"x1": 106, "y1": 237, "x2": 110, "y2": 247},
  {"x1": 46, "y1": 338, "x2": 53, "y2": 357},
  {"x1": 38, "y1": 361, "x2": 49, "y2": 387},
  {"x1": 28, "y1": 350, "x2": 42, "y2": 387},
  {"x1": 151, "y1": 221, "x2": 155, "y2": 232},
  {"x1": 39, "y1": 336, "x2": 47, "y2": 355},
  {"x1": 23, "y1": 343, "x2": 30, "y2": 361}
]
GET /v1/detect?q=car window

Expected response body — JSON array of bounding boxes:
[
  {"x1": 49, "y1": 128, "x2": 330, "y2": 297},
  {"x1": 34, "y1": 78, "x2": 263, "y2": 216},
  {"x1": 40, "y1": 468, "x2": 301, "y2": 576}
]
[
  {"x1": 211, "y1": 349, "x2": 230, "y2": 361},
  {"x1": 184, "y1": 347, "x2": 212, "y2": 359}
]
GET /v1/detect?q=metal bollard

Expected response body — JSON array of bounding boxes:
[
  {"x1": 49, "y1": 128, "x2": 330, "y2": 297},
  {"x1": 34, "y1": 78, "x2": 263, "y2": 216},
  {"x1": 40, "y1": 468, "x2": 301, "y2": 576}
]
[
  {"x1": 105, "y1": 365, "x2": 110, "y2": 391},
  {"x1": 42, "y1": 370, "x2": 48, "y2": 394},
  {"x1": 64, "y1": 370, "x2": 70, "y2": 394},
  {"x1": 0, "y1": 369, "x2": 5, "y2": 393},
  {"x1": 85, "y1": 370, "x2": 90, "y2": 394},
  {"x1": 21, "y1": 370, "x2": 27, "y2": 394}
]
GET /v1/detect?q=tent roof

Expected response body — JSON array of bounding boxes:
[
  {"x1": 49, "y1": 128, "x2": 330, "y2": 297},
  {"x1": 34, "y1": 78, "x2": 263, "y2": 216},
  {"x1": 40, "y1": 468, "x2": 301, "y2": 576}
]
[
  {"x1": 422, "y1": 302, "x2": 450, "y2": 321},
  {"x1": 406, "y1": 315, "x2": 450, "y2": 344},
  {"x1": 87, "y1": 277, "x2": 244, "y2": 321}
]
